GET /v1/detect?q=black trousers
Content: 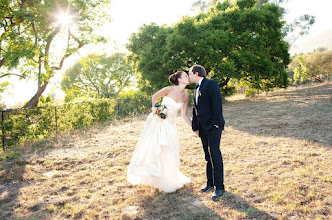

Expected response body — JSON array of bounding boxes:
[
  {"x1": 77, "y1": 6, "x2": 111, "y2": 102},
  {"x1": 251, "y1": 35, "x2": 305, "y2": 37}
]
[{"x1": 199, "y1": 126, "x2": 224, "y2": 190}]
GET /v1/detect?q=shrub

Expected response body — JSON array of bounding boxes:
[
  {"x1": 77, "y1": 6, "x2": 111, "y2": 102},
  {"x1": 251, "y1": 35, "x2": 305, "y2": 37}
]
[{"x1": 1, "y1": 98, "x2": 150, "y2": 150}]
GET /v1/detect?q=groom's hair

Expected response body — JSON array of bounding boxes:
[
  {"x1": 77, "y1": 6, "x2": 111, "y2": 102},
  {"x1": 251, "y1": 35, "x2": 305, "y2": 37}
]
[{"x1": 192, "y1": 65, "x2": 207, "y2": 77}]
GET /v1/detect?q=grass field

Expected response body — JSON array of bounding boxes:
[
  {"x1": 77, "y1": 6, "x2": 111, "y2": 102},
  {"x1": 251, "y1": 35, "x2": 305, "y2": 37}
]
[{"x1": 1, "y1": 83, "x2": 331, "y2": 219}]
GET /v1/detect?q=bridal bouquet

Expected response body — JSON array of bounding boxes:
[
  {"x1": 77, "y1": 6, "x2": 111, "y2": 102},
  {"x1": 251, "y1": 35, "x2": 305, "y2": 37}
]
[{"x1": 153, "y1": 103, "x2": 168, "y2": 119}]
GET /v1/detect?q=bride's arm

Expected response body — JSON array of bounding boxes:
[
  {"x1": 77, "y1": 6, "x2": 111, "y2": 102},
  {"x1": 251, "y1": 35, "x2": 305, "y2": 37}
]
[
  {"x1": 181, "y1": 94, "x2": 192, "y2": 126},
  {"x1": 151, "y1": 86, "x2": 171, "y2": 107}
]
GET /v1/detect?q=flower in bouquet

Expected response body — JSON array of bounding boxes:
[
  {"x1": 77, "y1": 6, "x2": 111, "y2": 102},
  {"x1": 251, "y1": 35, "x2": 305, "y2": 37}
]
[{"x1": 153, "y1": 103, "x2": 168, "y2": 119}]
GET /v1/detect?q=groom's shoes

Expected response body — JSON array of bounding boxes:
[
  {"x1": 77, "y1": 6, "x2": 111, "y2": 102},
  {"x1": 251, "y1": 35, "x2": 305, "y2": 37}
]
[
  {"x1": 201, "y1": 185, "x2": 214, "y2": 193},
  {"x1": 212, "y1": 189, "x2": 225, "y2": 201}
]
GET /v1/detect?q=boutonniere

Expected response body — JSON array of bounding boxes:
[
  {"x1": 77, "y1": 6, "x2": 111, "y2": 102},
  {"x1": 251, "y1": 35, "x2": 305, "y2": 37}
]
[{"x1": 199, "y1": 91, "x2": 202, "y2": 97}]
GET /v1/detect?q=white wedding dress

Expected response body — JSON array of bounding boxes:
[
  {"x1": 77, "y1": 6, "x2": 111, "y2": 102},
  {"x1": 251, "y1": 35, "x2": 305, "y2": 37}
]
[{"x1": 127, "y1": 96, "x2": 191, "y2": 192}]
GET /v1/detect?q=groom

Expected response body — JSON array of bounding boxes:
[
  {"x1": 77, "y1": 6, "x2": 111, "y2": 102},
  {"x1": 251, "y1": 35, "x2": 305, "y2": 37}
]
[{"x1": 189, "y1": 64, "x2": 225, "y2": 201}]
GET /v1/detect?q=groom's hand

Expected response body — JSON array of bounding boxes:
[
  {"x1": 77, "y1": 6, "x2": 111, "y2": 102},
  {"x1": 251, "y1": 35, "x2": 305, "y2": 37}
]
[{"x1": 193, "y1": 130, "x2": 199, "y2": 136}]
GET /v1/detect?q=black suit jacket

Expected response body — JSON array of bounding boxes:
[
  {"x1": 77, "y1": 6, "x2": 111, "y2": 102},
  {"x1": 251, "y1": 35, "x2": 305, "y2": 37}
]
[{"x1": 192, "y1": 78, "x2": 225, "y2": 132}]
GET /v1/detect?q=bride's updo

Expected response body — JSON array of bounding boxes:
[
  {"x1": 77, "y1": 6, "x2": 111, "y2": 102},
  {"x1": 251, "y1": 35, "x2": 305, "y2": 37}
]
[{"x1": 169, "y1": 71, "x2": 184, "y2": 85}]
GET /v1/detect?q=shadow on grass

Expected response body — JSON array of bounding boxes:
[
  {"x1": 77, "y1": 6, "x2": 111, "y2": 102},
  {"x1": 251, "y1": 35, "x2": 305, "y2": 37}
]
[
  {"x1": 135, "y1": 186, "x2": 223, "y2": 219},
  {"x1": 132, "y1": 187, "x2": 276, "y2": 219},
  {"x1": 0, "y1": 147, "x2": 32, "y2": 219},
  {"x1": 220, "y1": 192, "x2": 277, "y2": 219},
  {"x1": 224, "y1": 83, "x2": 332, "y2": 148},
  {"x1": 0, "y1": 138, "x2": 63, "y2": 219}
]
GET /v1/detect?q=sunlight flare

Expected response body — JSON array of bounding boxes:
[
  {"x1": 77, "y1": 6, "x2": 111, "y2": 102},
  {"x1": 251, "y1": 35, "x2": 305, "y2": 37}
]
[{"x1": 57, "y1": 12, "x2": 72, "y2": 26}]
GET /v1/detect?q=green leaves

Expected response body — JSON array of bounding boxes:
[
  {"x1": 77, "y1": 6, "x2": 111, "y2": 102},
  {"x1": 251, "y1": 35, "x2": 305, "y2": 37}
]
[
  {"x1": 1, "y1": 98, "x2": 151, "y2": 149},
  {"x1": 292, "y1": 50, "x2": 332, "y2": 84},
  {"x1": 1, "y1": 0, "x2": 112, "y2": 107},
  {"x1": 237, "y1": 0, "x2": 256, "y2": 10},
  {"x1": 61, "y1": 53, "x2": 135, "y2": 101},
  {"x1": 282, "y1": 14, "x2": 316, "y2": 44},
  {"x1": 127, "y1": 1, "x2": 290, "y2": 93}
]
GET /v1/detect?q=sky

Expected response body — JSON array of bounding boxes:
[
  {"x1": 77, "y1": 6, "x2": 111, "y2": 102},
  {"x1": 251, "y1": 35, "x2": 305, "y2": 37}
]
[
  {"x1": 281, "y1": 0, "x2": 332, "y2": 41},
  {"x1": 106, "y1": 0, "x2": 332, "y2": 51},
  {"x1": 2, "y1": 0, "x2": 332, "y2": 108},
  {"x1": 104, "y1": 0, "x2": 195, "y2": 52}
]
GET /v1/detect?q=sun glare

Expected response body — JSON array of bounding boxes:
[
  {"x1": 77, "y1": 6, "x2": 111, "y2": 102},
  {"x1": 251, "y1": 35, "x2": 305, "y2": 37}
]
[{"x1": 57, "y1": 12, "x2": 72, "y2": 26}]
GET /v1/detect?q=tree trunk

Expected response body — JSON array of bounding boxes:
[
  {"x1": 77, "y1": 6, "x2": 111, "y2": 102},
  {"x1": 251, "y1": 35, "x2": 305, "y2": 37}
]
[
  {"x1": 218, "y1": 77, "x2": 230, "y2": 87},
  {"x1": 0, "y1": 58, "x2": 4, "y2": 68},
  {"x1": 22, "y1": 26, "x2": 83, "y2": 108},
  {"x1": 23, "y1": 81, "x2": 49, "y2": 108}
]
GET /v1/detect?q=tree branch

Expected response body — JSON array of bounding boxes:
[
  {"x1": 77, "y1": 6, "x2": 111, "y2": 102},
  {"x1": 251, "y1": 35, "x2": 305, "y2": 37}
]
[
  {"x1": 45, "y1": 25, "x2": 61, "y2": 59},
  {"x1": 219, "y1": 77, "x2": 230, "y2": 87},
  {"x1": 0, "y1": 21, "x2": 17, "y2": 42},
  {"x1": 0, "y1": 58, "x2": 4, "y2": 68},
  {"x1": 0, "y1": 73, "x2": 26, "y2": 79},
  {"x1": 31, "y1": 21, "x2": 38, "y2": 44},
  {"x1": 51, "y1": 32, "x2": 85, "y2": 70}
]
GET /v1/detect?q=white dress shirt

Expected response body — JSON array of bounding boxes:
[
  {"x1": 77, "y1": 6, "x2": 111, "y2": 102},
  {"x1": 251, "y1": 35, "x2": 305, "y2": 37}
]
[{"x1": 195, "y1": 78, "x2": 204, "y2": 105}]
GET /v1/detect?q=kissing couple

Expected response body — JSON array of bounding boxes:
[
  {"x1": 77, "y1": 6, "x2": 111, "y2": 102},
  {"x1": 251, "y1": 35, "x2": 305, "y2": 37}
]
[{"x1": 127, "y1": 64, "x2": 226, "y2": 200}]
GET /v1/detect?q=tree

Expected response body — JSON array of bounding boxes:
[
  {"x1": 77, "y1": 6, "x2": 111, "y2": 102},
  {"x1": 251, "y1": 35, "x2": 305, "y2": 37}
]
[
  {"x1": 127, "y1": 0, "x2": 290, "y2": 93},
  {"x1": 256, "y1": 0, "x2": 316, "y2": 45},
  {"x1": 191, "y1": 0, "x2": 221, "y2": 12},
  {"x1": 294, "y1": 50, "x2": 332, "y2": 83},
  {"x1": 293, "y1": 54, "x2": 309, "y2": 84},
  {"x1": 191, "y1": 0, "x2": 208, "y2": 12},
  {"x1": 282, "y1": 14, "x2": 316, "y2": 45},
  {"x1": 127, "y1": 24, "x2": 174, "y2": 94},
  {"x1": 191, "y1": 0, "x2": 316, "y2": 46},
  {"x1": 61, "y1": 53, "x2": 135, "y2": 101},
  {"x1": 1, "y1": 0, "x2": 111, "y2": 107}
]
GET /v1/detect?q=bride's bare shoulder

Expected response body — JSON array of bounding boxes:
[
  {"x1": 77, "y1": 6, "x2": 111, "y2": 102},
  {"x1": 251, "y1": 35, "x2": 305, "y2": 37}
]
[
  {"x1": 158, "y1": 86, "x2": 173, "y2": 93},
  {"x1": 162, "y1": 85, "x2": 174, "y2": 92},
  {"x1": 168, "y1": 85, "x2": 176, "y2": 90}
]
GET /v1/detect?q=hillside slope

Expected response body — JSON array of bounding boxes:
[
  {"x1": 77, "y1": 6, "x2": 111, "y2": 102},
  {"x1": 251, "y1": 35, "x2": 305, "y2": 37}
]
[
  {"x1": 290, "y1": 29, "x2": 332, "y2": 55},
  {"x1": 1, "y1": 83, "x2": 331, "y2": 219}
]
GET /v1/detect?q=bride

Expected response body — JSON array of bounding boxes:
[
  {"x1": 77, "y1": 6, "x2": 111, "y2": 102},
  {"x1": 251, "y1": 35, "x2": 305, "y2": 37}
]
[{"x1": 127, "y1": 71, "x2": 192, "y2": 193}]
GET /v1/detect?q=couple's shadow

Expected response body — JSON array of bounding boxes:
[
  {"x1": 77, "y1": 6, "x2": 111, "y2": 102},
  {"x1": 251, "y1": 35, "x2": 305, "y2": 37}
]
[
  {"x1": 136, "y1": 186, "x2": 276, "y2": 219},
  {"x1": 220, "y1": 191, "x2": 277, "y2": 219}
]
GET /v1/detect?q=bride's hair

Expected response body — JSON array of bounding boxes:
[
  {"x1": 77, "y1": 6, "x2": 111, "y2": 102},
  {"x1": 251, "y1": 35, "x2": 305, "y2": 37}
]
[{"x1": 169, "y1": 71, "x2": 184, "y2": 85}]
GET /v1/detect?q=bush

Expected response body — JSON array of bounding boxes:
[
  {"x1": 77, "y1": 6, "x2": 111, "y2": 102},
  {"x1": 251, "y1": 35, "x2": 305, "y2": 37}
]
[
  {"x1": 220, "y1": 84, "x2": 237, "y2": 97},
  {"x1": 1, "y1": 98, "x2": 150, "y2": 150},
  {"x1": 245, "y1": 88, "x2": 257, "y2": 98}
]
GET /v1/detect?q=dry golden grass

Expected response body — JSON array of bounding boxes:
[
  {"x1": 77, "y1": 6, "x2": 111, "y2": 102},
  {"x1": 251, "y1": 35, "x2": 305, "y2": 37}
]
[{"x1": 0, "y1": 83, "x2": 331, "y2": 219}]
